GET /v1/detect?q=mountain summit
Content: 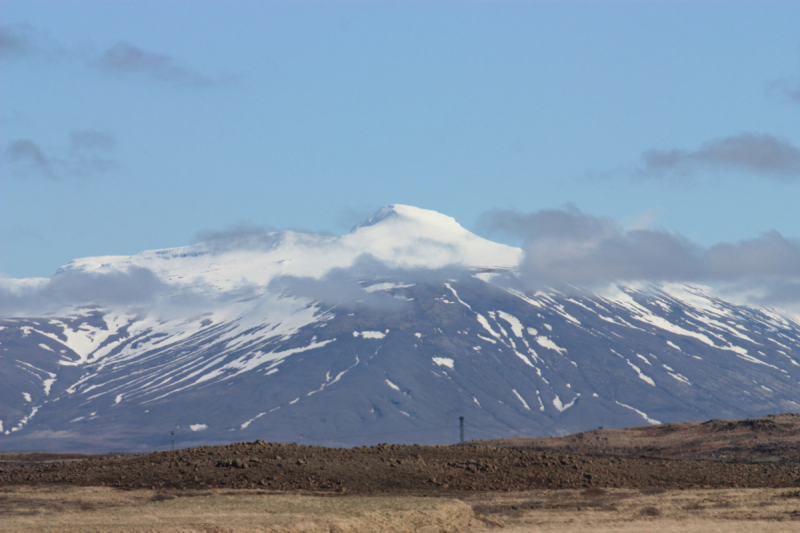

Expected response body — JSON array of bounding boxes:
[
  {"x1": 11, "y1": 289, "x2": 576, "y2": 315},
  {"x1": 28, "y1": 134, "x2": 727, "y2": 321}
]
[
  {"x1": 1, "y1": 205, "x2": 799, "y2": 452},
  {"x1": 48, "y1": 205, "x2": 520, "y2": 295}
]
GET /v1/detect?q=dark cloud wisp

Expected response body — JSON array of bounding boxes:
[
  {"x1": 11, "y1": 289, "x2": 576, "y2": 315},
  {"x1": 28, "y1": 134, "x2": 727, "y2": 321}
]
[
  {"x1": 0, "y1": 23, "x2": 69, "y2": 61},
  {"x1": 634, "y1": 133, "x2": 800, "y2": 182},
  {"x1": 0, "y1": 267, "x2": 168, "y2": 316},
  {"x1": 0, "y1": 24, "x2": 38, "y2": 59},
  {"x1": 4, "y1": 139, "x2": 56, "y2": 179},
  {"x1": 766, "y1": 76, "x2": 800, "y2": 104},
  {"x1": 1, "y1": 24, "x2": 229, "y2": 88},
  {"x1": 481, "y1": 207, "x2": 800, "y2": 295},
  {"x1": 91, "y1": 42, "x2": 227, "y2": 88},
  {"x1": 2, "y1": 130, "x2": 117, "y2": 180}
]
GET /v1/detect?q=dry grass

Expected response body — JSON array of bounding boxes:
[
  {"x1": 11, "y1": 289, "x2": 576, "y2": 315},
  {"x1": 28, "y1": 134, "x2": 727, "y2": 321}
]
[
  {"x1": 0, "y1": 486, "x2": 472, "y2": 533},
  {"x1": 2, "y1": 485, "x2": 799, "y2": 532},
  {"x1": 466, "y1": 487, "x2": 800, "y2": 532},
  {"x1": 475, "y1": 412, "x2": 800, "y2": 462}
]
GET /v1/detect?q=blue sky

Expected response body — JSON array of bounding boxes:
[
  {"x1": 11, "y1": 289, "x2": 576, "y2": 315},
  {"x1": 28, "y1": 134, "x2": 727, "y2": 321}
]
[{"x1": 2, "y1": 0, "x2": 799, "y2": 279}]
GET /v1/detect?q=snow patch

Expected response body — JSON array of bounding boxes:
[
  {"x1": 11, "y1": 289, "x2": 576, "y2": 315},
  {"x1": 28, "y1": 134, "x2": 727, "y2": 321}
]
[
  {"x1": 444, "y1": 283, "x2": 472, "y2": 310},
  {"x1": 190, "y1": 424, "x2": 208, "y2": 432},
  {"x1": 241, "y1": 412, "x2": 267, "y2": 430},
  {"x1": 512, "y1": 389, "x2": 531, "y2": 410},
  {"x1": 552, "y1": 394, "x2": 579, "y2": 412},
  {"x1": 364, "y1": 282, "x2": 414, "y2": 292},
  {"x1": 354, "y1": 330, "x2": 387, "y2": 339},
  {"x1": 496, "y1": 311, "x2": 524, "y2": 337},
  {"x1": 626, "y1": 359, "x2": 655, "y2": 386},
  {"x1": 615, "y1": 401, "x2": 660, "y2": 425},
  {"x1": 476, "y1": 314, "x2": 502, "y2": 339},
  {"x1": 668, "y1": 372, "x2": 692, "y2": 385},
  {"x1": 536, "y1": 336, "x2": 566, "y2": 354},
  {"x1": 432, "y1": 357, "x2": 454, "y2": 369}
]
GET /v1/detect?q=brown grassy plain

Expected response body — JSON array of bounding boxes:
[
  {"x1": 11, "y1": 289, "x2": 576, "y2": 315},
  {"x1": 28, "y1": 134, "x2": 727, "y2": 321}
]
[
  {"x1": 2, "y1": 485, "x2": 799, "y2": 533},
  {"x1": 3, "y1": 414, "x2": 800, "y2": 531}
]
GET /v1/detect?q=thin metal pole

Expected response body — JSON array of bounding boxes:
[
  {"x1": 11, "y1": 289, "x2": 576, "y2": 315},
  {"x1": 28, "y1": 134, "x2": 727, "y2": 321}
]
[
  {"x1": 459, "y1": 416, "x2": 465, "y2": 443},
  {"x1": 171, "y1": 431, "x2": 175, "y2": 451}
]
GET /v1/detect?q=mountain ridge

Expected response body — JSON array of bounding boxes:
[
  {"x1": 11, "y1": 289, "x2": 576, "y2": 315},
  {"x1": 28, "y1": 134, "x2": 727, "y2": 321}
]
[{"x1": 1, "y1": 205, "x2": 799, "y2": 452}]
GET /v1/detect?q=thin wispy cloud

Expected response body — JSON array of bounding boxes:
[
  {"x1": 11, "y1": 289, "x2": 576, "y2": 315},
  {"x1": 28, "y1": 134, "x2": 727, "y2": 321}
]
[
  {"x1": 0, "y1": 23, "x2": 38, "y2": 58},
  {"x1": 4, "y1": 139, "x2": 56, "y2": 179},
  {"x1": 2, "y1": 130, "x2": 117, "y2": 180},
  {"x1": 194, "y1": 223, "x2": 281, "y2": 254},
  {"x1": 633, "y1": 133, "x2": 800, "y2": 182},
  {"x1": 766, "y1": 76, "x2": 800, "y2": 104},
  {"x1": 91, "y1": 42, "x2": 228, "y2": 88},
  {"x1": 0, "y1": 23, "x2": 69, "y2": 61},
  {"x1": 1, "y1": 24, "x2": 230, "y2": 88},
  {"x1": 69, "y1": 130, "x2": 116, "y2": 153}
]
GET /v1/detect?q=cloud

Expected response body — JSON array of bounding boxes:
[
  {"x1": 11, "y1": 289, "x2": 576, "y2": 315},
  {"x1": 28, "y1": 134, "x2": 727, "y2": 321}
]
[
  {"x1": 0, "y1": 251, "x2": 459, "y2": 316},
  {"x1": 1, "y1": 24, "x2": 229, "y2": 88},
  {"x1": 336, "y1": 204, "x2": 382, "y2": 232},
  {"x1": 788, "y1": 85, "x2": 800, "y2": 104},
  {"x1": 0, "y1": 23, "x2": 70, "y2": 62},
  {"x1": 705, "y1": 231, "x2": 800, "y2": 280},
  {"x1": 194, "y1": 223, "x2": 281, "y2": 254},
  {"x1": 0, "y1": 267, "x2": 169, "y2": 315},
  {"x1": 766, "y1": 76, "x2": 800, "y2": 104},
  {"x1": 91, "y1": 42, "x2": 227, "y2": 88},
  {"x1": 69, "y1": 130, "x2": 116, "y2": 153},
  {"x1": 481, "y1": 206, "x2": 800, "y2": 306},
  {"x1": 269, "y1": 270, "x2": 405, "y2": 312},
  {"x1": 268, "y1": 255, "x2": 467, "y2": 311},
  {"x1": 3, "y1": 139, "x2": 56, "y2": 179},
  {"x1": 2, "y1": 130, "x2": 117, "y2": 180},
  {"x1": 0, "y1": 23, "x2": 38, "y2": 59},
  {"x1": 633, "y1": 133, "x2": 800, "y2": 182},
  {"x1": 194, "y1": 222, "x2": 334, "y2": 254},
  {"x1": 482, "y1": 207, "x2": 704, "y2": 285}
]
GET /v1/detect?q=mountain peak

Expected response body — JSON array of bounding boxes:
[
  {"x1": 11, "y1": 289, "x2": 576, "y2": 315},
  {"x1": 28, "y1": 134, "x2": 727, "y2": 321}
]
[
  {"x1": 343, "y1": 204, "x2": 521, "y2": 271},
  {"x1": 351, "y1": 204, "x2": 463, "y2": 233}
]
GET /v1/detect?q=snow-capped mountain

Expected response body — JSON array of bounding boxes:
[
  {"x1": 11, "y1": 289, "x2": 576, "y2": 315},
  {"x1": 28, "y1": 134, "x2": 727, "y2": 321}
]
[{"x1": 2, "y1": 205, "x2": 800, "y2": 452}]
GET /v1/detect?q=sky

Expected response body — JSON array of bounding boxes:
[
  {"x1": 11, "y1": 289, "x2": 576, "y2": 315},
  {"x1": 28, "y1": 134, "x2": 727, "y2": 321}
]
[{"x1": 2, "y1": 0, "x2": 799, "y2": 283}]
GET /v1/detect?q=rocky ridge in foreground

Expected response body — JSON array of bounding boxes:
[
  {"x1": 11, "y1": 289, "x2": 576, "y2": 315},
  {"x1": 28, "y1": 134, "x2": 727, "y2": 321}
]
[{"x1": 2, "y1": 414, "x2": 800, "y2": 494}]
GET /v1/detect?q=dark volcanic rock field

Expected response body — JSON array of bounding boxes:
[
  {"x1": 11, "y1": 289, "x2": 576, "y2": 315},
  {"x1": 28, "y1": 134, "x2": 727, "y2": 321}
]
[{"x1": 3, "y1": 439, "x2": 800, "y2": 494}]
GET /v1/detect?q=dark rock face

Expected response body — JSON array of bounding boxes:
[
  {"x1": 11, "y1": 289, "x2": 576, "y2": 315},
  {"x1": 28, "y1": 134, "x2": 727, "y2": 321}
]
[{"x1": 2, "y1": 273, "x2": 800, "y2": 453}]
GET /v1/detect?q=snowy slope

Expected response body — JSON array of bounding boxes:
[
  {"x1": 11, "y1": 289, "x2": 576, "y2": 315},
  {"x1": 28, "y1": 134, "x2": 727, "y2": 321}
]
[
  {"x1": 1, "y1": 205, "x2": 800, "y2": 452},
  {"x1": 54, "y1": 204, "x2": 521, "y2": 293}
]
